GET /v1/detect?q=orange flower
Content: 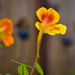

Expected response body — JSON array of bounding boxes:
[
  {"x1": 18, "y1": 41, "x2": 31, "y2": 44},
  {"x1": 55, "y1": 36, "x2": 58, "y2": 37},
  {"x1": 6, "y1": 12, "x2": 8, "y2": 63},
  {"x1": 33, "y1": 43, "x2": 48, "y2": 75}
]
[
  {"x1": 35, "y1": 7, "x2": 67, "y2": 35},
  {"x1": 35, "y1": 7, "x2": 67, "y2": 57},
  {"x1": 0, "y1": 18, "x2": 14, "y2": 46}
]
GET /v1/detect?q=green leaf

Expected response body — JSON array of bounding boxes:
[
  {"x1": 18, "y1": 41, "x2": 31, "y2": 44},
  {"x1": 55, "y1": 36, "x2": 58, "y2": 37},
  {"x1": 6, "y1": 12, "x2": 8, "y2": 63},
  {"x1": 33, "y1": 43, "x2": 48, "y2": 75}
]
[
  {"x1": 69, "y1": 69, "x2": 75, "y2": 74},
  {"x1": 35, "y1": 62, "x2": 44, "y2": 75},
  {"x1": 23, "y1": 65, "x2": 29, "y2": 75},
  {"x1": 6, "y1": 73, "x2": 10, "y2": 75},
  {"x1": 0, "y1": 74, "x2": 2, "y2": 75},
  {"x1": 0, "y1": 45, "x2": 3, "y2": 48},
  {"x1": 18, "y1": 65, "x2": 22, "y2": 75},
  {"x1": 17, "y1": 65, "x2": 29, "y2": 75}
]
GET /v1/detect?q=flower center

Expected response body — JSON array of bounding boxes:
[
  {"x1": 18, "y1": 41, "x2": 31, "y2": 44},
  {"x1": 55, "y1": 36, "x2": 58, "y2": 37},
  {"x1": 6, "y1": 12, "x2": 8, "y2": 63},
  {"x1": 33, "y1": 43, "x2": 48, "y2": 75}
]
[
  {"x1": 0, "y1": 32, "x2": 6, "y2": 39},
  {"x1": 42, "y1": 14, "x2": 55, "y2": 26},
  {"x1": 0, "y1": 27, "x2": 6, "y2": 39},
  {"x1": 46, "y1": 14, "x2": 55, "y2": 25}
]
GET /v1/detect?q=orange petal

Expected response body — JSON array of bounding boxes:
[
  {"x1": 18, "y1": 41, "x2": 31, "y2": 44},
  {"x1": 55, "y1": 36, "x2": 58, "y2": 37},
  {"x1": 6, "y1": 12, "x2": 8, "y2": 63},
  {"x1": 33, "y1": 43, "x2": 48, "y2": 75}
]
[
  {"x1": 3, "y1": 39, "x2": 10, "y2": 46},
  {"x1": 47, "y1": 8, "x2": 60, "y2": 24},
  {"x1": 5, "y1": 35, "x2": 14, "y2": 44},
  {"x1": 36, "y1": 7, "x2": 48, "y2": 22},
  {"x1": 0, "y1": 18, "x2": 13, "y2": 34},
  {"x1": 52, "y1": 24, "x2": 67, "y2": 34},
  {"x1": 2, "y1": 35, "x2": 14, "y2": 46}
]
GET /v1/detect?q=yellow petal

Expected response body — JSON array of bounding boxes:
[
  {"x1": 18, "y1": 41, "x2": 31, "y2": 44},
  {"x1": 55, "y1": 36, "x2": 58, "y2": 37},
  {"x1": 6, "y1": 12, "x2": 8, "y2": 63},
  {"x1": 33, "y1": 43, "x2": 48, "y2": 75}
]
[
  {"x1": 54, "y1": 24, "x2": 67, "y2": 34},
  {"x1": 36, "y1": 7, "x2": 47, "y2": 22},
  {"x1": 46, "y1": 24, "x2": 67, "y2": 35},
  {"x1": 48, "y1": 8, "x2": 60, "y2": 24},
  {"x1": 43, "y1": 24, "x2": 55, "y2": 33},
  {"x1": 35, "y1": 22, "x2": 41, "y2": 30},
  {"x1": 48, "y1": 31, "x2": 56, "y2": 35}
]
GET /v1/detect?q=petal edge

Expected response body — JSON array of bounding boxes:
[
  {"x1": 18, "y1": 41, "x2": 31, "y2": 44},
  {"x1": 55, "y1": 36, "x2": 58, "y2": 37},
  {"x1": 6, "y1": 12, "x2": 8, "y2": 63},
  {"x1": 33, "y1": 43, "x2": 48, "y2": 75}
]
[
  {"x1": 35, "y1": 22, "x2": 41, "y2": 30},
  {"x1": 36, "y1": 7, "x2": 47, "y2": 22}
]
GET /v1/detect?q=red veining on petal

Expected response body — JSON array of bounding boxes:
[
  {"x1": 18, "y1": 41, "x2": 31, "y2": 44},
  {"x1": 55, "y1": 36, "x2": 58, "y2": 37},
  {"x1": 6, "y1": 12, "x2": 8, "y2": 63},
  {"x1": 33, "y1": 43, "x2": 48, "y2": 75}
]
[
  {"x1": 50, "y1": 27, "x2": 60, "y2": 31},
  {"x1": 50, "y1": 29, "x2": 53, "y2": 31},
  {"x1": 54, "y1": 27, "x2": 60, "y2": 30},
  {"x1": 49, "y1": 14, "x2": 55, "y2": 22},
  {"x1": 41, "y1": 14, "x2": 46, "y2": 21},
  {"x1": 45, "y1": 14, "x2": 55, "y2": 25},
  {"x1": 41, "y1": 13, "x2": 55, "y2": 26}
]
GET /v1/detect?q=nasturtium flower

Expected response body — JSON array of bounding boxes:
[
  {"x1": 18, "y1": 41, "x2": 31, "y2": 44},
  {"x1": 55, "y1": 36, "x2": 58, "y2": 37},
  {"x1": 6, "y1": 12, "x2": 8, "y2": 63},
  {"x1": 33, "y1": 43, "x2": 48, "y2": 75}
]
[
  {"x1": 35, "y1": 7, "x2": 67, "y2": 57},
  {"x1": 35, "y1": 7, "x2": 67, "y2": 35},
  {"x1": 0, "y1": 18, "x2": 14, "y2": 46}
]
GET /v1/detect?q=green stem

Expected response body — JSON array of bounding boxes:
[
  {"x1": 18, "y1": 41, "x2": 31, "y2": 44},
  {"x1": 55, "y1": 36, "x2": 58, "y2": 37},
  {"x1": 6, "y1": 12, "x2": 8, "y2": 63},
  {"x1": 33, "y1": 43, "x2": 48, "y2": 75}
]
[
  {"x1": 30, "y1": 30, "x2": 43, "y2": 75},
  {"x1": 30, "y1": 55, "x2": 38, "y2": 75},
  {"x1": 12, "y1": 59, "x2": 32, "y2": 68}
]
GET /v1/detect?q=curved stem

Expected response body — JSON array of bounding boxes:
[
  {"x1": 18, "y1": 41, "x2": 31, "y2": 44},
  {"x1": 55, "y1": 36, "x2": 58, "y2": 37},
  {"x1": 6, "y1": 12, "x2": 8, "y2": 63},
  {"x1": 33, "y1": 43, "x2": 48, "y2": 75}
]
[
  {"x1": 30, "y1": 30, "x2": 43, "y2": 75},
  {"x1": 30, "y1": 55, "x2": 38, "y2": 75}
]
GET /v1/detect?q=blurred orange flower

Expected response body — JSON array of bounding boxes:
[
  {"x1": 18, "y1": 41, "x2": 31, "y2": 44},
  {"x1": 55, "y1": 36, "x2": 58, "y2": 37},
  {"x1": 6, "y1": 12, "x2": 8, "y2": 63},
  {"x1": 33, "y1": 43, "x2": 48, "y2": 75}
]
[
  {"x1": 0, "y1": 18, "x2": 14, "y2": 46},
  {"x1": 35, "y1": 7, "x2": 67, "y2": 35}
]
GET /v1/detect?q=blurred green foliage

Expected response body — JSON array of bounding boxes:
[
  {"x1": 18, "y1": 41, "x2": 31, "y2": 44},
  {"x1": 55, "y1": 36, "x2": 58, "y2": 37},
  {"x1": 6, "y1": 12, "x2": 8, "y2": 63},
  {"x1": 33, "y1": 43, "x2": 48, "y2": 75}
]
[{"x1": 69, "y1": 69, "x2": 75, "y2": 75}]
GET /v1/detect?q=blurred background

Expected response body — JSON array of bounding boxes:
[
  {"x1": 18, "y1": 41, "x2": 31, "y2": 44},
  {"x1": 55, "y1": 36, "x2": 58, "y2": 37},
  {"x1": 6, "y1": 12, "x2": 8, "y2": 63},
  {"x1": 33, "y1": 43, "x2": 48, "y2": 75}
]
[{"x1": 0, "y1": 0, "x2": 75, "y2": 75}]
